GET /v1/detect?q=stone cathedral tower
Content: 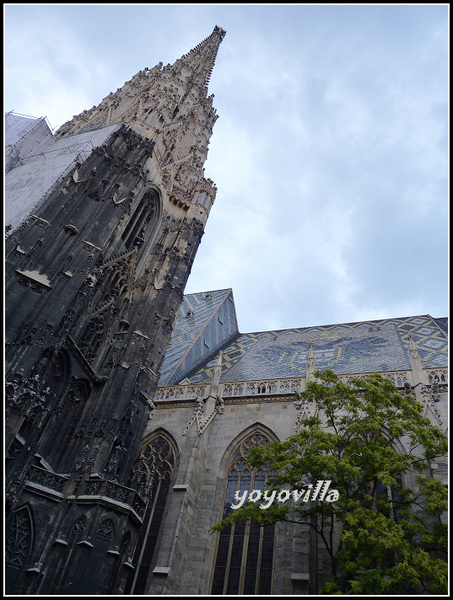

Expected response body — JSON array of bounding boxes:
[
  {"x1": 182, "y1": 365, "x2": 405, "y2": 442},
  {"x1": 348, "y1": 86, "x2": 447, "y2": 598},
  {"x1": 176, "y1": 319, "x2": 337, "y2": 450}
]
[{"x1": 5, "y1": 26, "x2": 226, "y2": 595}]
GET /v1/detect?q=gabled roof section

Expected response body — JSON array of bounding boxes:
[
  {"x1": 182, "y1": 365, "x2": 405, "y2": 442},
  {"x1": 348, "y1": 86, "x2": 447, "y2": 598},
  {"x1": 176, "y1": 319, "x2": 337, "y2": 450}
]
[
  {"x1": 158, "y1": 288, "x2": 239, "y2": 386},
  {"x1": 433, "y1": 316, "x2": 448, "y2": 336},
  {"x1": 178, "y1": 312, "x2": 448, "y2": 385}
]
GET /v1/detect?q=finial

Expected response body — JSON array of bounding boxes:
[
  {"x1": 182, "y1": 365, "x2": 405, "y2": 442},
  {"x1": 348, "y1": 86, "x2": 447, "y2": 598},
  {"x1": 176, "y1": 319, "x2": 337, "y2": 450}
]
[
  {"x1": 407, "y1": 334, "x2": 427, "y2": 386},
  {"x1": 211, "y1": 351, "x2": 223, "y2": 388},
  {"x1": 408, "y1": 334, "x2": 420, "y2": 359},
  {"x1": 214, "y1": 25, "x2": 227, "y2": 39},
  {"x1": 307, "y1": 344, "x2": 316, "y2": 368},
  {"x1": 306, "y1": 343, "x2": 316, "y2": 381}
]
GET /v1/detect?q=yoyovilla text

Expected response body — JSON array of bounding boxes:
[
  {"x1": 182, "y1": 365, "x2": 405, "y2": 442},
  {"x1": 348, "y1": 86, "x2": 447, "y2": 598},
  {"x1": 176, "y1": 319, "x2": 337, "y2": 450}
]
[{"x1": 231, "y1": 480, "x2": 339, "y2": 510}]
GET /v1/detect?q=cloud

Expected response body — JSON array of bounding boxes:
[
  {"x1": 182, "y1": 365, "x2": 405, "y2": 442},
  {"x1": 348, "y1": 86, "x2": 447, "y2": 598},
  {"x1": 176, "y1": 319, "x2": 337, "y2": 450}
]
[
  {"x1": 5, "y1": 5, "x2": 448, "y2": 333},
  {"x1": 4, "y1": 15, "x2": 111, "y2": 129}
]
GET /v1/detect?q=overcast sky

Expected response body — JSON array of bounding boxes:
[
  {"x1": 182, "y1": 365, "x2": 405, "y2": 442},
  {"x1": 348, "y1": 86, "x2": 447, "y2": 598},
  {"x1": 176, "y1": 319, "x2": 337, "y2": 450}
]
[{"x1": 4, "y1": 4, "x2": 449, "y2": 334}]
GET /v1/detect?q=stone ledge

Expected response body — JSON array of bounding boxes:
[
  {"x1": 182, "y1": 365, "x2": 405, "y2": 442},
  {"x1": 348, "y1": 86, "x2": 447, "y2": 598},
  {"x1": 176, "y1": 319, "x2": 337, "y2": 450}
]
[
  {"x1": 291, "y1": 572, "x2": 310, "y2": 581},
  {"x1": 173, "y1": 484, "x2": 189, "y2": 492},
  {"x1": 153, "y1": 566, "x2": 170, "y2": 575}
]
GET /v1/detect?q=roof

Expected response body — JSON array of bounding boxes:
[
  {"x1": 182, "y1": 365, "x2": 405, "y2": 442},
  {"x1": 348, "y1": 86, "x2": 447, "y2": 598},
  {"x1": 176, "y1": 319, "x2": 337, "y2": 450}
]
[
  {"x1": 158, "y1": 289, "x2": 239, "y2": 386},
  {"x1": 159, "y1": 291, "x2": 448, "y2": 385}
]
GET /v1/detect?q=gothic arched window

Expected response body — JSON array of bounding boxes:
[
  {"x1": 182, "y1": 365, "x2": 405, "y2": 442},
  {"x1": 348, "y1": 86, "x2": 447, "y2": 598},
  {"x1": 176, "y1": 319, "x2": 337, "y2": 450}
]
[
  {"x1": 113, "y1": 190, "x2": 158, "y2": 256},
  {"x1": 125, "y1": 432, "x2": 177, "y2": 595},
  {"x1": 78, "y1": 314, "x2": 106, "y2": 363},
  {"x1": 211, "y1": 431, "x2": 275, "y2": 595},
  {"x1": 370, "y1": 472, "x2": 404, "y2": 522}
]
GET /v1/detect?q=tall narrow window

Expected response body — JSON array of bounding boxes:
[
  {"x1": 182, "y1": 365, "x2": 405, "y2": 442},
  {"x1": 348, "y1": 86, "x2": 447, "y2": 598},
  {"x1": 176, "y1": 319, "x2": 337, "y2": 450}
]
[
  {"x1": 125, "y1": 433, "x2": 176, "y2": 595},
  {"x1": 113, "y1": 191, "x2": 157, "y2": 255},
  {"x1": 196, "y1": 191, "x2": 210, "y2": 207},
  {"x1": 211, "y1": 431, "x2": 275, "y2": 595},
  {"x1": 78, "y1": 314, "x2": 105, "y2": 363}
]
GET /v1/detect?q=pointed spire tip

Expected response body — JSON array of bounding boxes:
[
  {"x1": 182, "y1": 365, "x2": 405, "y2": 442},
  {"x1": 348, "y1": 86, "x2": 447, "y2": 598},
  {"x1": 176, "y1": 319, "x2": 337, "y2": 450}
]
[{"x1": 214, "y1": 25, "x2": 227, "y2": 38}]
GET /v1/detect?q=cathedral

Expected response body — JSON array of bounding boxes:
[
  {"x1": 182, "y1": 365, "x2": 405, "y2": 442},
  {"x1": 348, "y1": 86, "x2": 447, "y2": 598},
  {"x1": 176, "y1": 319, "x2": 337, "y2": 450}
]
[{"x1": 4, "y1": 27, "x2": 448, "y2": 596}]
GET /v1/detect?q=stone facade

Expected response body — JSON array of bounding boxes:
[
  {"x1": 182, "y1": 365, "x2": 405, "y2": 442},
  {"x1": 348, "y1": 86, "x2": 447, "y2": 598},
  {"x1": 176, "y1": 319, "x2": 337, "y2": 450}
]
[
  {"x1": 137, "y1": 292, "x2": 448, "y2": 594},
  {"x1": 5, "y1": 26, "x2": 226, "y2": 595}
]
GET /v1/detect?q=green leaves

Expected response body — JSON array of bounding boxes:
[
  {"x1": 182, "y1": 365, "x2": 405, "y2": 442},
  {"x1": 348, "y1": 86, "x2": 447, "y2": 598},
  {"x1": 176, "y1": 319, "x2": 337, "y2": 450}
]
[
  {"x1": 212, "y1": 369, "x2": 447, "y2": 594},
  {"x1": 418, "y1": 476, "x2": 448, "y2": 516}
]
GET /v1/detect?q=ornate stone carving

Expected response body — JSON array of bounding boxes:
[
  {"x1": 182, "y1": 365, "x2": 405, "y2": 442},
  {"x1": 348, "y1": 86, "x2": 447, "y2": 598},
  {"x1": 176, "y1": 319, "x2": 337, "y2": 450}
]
[
  {"x1": 5, "y1": 505, "x2": 33, "y2": 570},
  {"x1": 420, "y1": 384, "x2": 443, "y2": 426},
  {"x1": 182, "y1": 353, "x2": 224, "y2": 435},
  {"x1": 15, "y1": 269, "x2": 51, "y2": 294},
  {"x1": 5, "y1": 369, "x2": 54, "y2": 427},
  {"x1": 294, "y1": 393, "x2": 319, "y2": 431}
]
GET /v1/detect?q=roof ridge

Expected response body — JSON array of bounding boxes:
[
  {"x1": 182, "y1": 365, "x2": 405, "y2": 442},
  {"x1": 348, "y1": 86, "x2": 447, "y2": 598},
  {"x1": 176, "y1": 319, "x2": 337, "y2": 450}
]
[
  {"x1": 240, "y1": 314, "x2": 442, "y2": 337},
  {"x1": 159, "y1": 289, "x2": 238, "y2": 385}
]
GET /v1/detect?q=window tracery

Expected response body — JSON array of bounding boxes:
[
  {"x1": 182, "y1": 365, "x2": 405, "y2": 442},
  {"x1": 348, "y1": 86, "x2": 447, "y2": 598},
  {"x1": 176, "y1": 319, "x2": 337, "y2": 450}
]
[
  {"x1": 5, "y1": 505, "x2": 33, "y2": 571},
  {"x1": 97, "y1": 518, "x2": 114, "y2": 540},
  {"x1": 5, "y1": 505, "x2": 33, "y2": 594},
  {"x1": 211, "y1": 430, "x2": 275, "y2": 595},
  {"x1": 113, "y1": 190, "x2": 157, "y2": 256},
  {"x1": 72, "y1": 516, "x2": 87, "y2": 536},
  {"x1": 79, "y1": 314, "x2": 105, "y2": 363},
  {"x1": 126, "y1": 432, "x2": 177, "y2": 595}
]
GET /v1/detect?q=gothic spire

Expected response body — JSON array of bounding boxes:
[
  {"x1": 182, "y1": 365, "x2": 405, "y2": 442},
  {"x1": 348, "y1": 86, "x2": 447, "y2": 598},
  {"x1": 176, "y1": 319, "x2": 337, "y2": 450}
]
[
  {"x1": 177, "y1": 25, "x2": 227, "y2": 91},
  {"x1": 53, "y1": 27, "x2": 226, "y2": 212},
  {"x1": 55, "y1": 26, "x2": 226, "y2": 140}
]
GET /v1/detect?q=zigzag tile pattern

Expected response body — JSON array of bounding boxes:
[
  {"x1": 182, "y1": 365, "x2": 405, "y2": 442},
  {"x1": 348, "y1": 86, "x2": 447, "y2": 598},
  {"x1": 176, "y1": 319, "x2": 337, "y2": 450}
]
[{"x1": 184, "y1": 313, "x2": 447, "y2": 384}]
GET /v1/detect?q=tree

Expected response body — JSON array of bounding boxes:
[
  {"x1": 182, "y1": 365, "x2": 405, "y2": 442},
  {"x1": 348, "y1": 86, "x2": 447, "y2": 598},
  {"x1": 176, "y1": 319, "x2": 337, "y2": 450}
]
[{"x1": 212, "y1": 370, "x2": 448, "y2": 594}]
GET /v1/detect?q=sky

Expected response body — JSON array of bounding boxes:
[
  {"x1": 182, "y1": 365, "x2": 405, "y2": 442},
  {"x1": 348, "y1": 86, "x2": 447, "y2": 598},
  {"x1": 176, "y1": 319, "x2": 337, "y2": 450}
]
[{"x1": 4, "y1": 4, "x2": 449, "y2": 334}]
